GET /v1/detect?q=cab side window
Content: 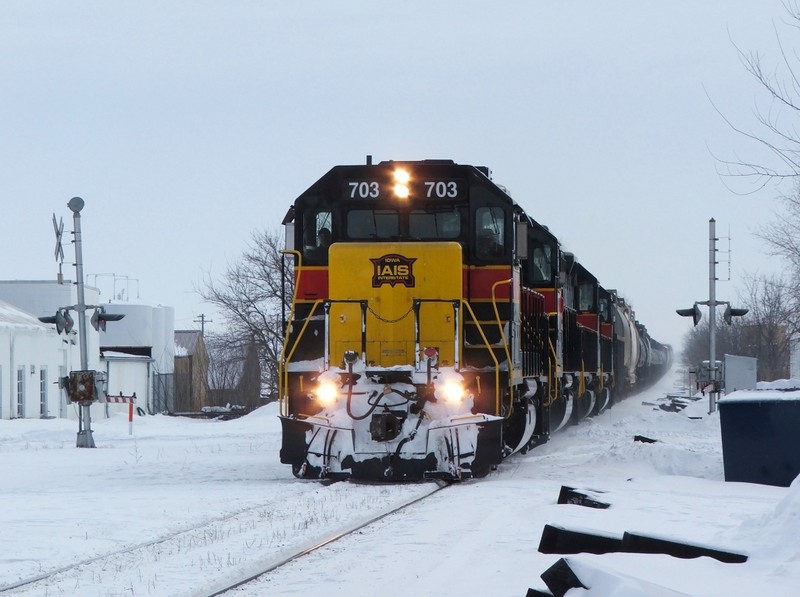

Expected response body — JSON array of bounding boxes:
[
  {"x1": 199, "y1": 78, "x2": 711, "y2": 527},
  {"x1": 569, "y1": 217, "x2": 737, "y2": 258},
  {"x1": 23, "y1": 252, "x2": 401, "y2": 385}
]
[
  {"x1": 303, "y1": 211, "x2": 333, "y2": 264},
  {"x1": 532, "y1": 245, "x2": 552, "y2": 283},
  {"x1": 475, "y1": 207, "x2": 505, "y2": 260}
]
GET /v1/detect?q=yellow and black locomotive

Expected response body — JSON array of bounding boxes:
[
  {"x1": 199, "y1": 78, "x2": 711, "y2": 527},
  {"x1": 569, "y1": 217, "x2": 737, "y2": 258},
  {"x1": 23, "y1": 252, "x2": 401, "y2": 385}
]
[{"x1": 278, "y1": 158, "x2": 671, "y2": 480}]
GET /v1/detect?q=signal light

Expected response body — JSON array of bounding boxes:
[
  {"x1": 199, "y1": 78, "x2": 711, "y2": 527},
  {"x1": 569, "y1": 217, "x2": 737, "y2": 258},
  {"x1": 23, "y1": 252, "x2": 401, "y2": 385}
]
[
  {"x1": 40, "y1": 307, "x2": 125, "y2": 334},
  {"x1": 55, "y1": 309, "x2": 67, "y2": 334},
  {"x1": 90, "y1": 307, "x2": 125, "y2": 331},
  {"x1": 63, "y1": 310, "x2": 74, "y2": 334},
  {"x1": 723, "y1": 305, "x2": 748, "y2": 325},
  {"x1": 39, "y1": 308, "x2": 74, "y2": 335},
  {"x1": 676, "y1": 304, "x2": 702, "y2": 326}
]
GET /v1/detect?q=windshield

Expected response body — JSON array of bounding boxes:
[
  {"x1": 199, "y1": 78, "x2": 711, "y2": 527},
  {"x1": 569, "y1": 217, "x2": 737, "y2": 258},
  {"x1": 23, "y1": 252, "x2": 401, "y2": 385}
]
[{"x1": 346, "y1": 208, "x2": 462, "y2": 241}]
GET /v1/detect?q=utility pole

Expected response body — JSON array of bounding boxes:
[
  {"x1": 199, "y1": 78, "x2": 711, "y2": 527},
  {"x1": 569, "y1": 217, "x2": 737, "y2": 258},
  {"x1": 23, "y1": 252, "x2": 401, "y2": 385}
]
[
  {"x1": 676, "y1": 218, "x2": 748, "y2": 414},
  {"x1": 194, "y1": 314, "x2": 212, "y2": 336}
]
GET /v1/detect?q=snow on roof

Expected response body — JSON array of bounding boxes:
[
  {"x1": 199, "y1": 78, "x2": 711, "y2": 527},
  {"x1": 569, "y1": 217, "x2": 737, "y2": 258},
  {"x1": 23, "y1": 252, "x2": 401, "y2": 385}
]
[
  {"x1": 174, "y1": 330, "x2": 202, "y2": 356},
  {"x1": 0, "y1": 298, "x2": 49, "y2": 331}
]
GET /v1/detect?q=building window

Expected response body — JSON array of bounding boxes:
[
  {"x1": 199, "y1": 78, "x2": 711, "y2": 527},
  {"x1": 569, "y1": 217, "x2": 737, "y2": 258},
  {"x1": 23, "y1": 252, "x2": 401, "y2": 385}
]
[
  {"x1": 16, "y1": 367, "x2": 25, "y2": 418},
  {"x1": 40, "y1": 367, "x2": 48, "y2": 418}
]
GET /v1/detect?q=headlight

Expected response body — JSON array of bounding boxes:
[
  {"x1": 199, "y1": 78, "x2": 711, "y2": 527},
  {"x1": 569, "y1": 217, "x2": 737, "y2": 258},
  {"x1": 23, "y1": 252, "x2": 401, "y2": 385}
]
[
  {"x1": 393, "y1": 168, "x2": 410, "y2": 184},
  {"x1": 393, "y1": 168, "x2": 410, "y2": 199},
  {"x1": 393, "y1": 183, "x2": 410, "y2": 198},
  {"x1": 440, "y1": 380, "x2": 466, "y2": 404},
  {"x1": 315, "y1": 381, "x2": 339, "y2": 406}
]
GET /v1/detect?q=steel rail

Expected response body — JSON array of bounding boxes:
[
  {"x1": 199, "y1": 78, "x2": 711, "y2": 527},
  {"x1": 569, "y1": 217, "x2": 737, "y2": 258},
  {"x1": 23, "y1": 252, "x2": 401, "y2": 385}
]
[{"x1": 199, "y1": 481, "x2": 447, "y2": 597}]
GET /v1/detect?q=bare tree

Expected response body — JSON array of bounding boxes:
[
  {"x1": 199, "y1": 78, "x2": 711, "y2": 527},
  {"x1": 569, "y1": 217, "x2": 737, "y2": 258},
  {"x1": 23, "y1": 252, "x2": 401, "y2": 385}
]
[
  {"x1": 681, "y1": 316, "x2": 748, "y2": 370},
  {"x1": 712, "y1": 1, "x2": 800, "y2": 188},
  {"x1": 198, "y1": 228, "x2": 292, "y2": 401},
  {"x1": 704, "y1": 4, "x2": 800, "y2": 378},
  {"x1": 756, "y1": 185, "x2": 800, "y2": 328},
  {"x1": 205, "y1": 334, "x2": 264, "y2": 409},
  {"x1": 739, "y1": 273, "x2": 794, "y2": 379},
  {"x1": 681, "y1": 274, "x2": 793, "y2": 380}
]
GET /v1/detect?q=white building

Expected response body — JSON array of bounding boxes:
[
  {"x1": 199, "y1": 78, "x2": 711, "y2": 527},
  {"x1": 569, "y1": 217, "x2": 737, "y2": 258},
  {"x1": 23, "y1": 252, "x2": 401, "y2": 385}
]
[
  {"x1": 0, "y1": 280, "x2": 175, "y2": 420},
  {"x1": 99, "y1": 302, "x2": 176, "y2": 415},
  {"x1": 0, "y1": 299, "x2": 67, "y2": 419}
]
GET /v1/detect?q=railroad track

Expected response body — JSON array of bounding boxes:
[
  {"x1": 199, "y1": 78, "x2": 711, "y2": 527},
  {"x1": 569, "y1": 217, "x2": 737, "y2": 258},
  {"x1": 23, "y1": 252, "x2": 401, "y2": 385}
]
[
  {"x1": 0, "y1": 480, "x2": 445, "y2": 596},
  {"x1": 201, "y1": 480, "x2": 447, "y2": 597},
  {"x1": 0, "y1": 497, "x2": 290, "y2": 595}
]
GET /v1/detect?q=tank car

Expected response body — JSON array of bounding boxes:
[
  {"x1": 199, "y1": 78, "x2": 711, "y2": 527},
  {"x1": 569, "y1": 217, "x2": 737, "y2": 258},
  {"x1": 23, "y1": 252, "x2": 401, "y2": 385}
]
[{"x1": 278, "y1": 158, "x2": 670, "y2": 481}]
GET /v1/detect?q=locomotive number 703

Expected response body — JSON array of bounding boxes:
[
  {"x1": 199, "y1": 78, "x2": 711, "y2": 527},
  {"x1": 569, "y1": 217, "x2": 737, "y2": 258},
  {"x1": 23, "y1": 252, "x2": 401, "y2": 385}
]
[
  {"x1": 348, "y1": 181, "x2": 380, "y2": 199},
  {"x1": 424, "y1": 181, "x2": 458, "y2": 198}
]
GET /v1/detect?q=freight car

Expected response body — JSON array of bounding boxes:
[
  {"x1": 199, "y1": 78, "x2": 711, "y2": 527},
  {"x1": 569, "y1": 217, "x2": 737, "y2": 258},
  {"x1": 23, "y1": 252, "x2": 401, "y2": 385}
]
[{"x1": 278, "y1": 158, "x2": 671, "y2": 480}]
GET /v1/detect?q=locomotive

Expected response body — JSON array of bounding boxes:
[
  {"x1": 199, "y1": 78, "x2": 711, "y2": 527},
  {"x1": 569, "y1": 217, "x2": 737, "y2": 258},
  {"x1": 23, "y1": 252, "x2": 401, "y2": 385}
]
[{"x1": 278, "y1": 158, "x2": 671, "y2": 481}]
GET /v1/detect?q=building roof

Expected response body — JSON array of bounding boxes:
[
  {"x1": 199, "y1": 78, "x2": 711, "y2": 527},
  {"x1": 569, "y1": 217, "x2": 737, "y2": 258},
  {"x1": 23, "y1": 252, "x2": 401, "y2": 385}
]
[
  {"x1": 0, "y1": 298, "x2": 49, "y2": 331},
  {"x1": 174, "y1": 330, "x2": 203, "y2": 357}
]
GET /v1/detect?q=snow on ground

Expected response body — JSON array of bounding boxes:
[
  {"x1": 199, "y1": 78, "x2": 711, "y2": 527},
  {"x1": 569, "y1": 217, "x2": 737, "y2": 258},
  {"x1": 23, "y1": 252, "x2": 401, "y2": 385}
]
[{"x1": 1, "y1": 367, "x2": 798, "y2": 596}]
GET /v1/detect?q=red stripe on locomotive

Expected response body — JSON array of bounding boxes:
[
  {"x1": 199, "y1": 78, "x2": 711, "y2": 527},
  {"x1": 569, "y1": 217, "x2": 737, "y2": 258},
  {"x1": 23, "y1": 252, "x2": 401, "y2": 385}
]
[
  {"x1": 464, "y1": 266, "x2": 513, "y2": 300},
  {"x1": 577, "y1": 314, "x2": 599, "y2": 331},
  {"x1": 295, "y1": 268, "x2": 328, "y2": 300}
]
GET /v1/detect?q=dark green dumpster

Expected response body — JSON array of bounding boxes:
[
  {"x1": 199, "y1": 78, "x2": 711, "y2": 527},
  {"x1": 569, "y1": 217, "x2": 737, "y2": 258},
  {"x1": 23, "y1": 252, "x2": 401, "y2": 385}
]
[{"x1": 718, "y1": 389, "x2": 800, "y2": 487}]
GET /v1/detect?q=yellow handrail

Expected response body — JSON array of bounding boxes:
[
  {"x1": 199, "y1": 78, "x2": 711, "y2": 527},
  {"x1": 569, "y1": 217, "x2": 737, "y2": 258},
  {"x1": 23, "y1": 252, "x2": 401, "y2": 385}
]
[
  {"x1": 490, "y1": 278, "x2": 514, "y2": 418},
  {"x1": 281, "y1": 299, "x2": 323, "y2": 416},
  {"x1": 460, "y1": 300, "x2": 501, "y2": 416},
  {"x1": 545, "y1": 338, "x2": 560, "y2": 407},
  {"x1": 277, "y1": 250, "x2": 323, "y2": 417}
]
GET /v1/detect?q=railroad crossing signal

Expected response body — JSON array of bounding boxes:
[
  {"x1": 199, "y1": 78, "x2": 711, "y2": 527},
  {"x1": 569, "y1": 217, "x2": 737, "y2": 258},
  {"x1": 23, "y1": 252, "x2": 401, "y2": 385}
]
[
  {"x1": 724, "y1": 305, "x2": 749, "y2": 325},
  {"x1": 39, "y1": 308, "x2": 75, "y2": 334},
  {"x1": 677, "y1": 302, "x2": 747, "y2": 327},
  {"x1": 40, "y1": 307, "x2": 125, "y2": 333},
  {"x1": 676, "y1": 303, "x2": 702, "y2": 326},
  {"x1": 90, "y1": 306, "x2": 125, "y2": 331}
]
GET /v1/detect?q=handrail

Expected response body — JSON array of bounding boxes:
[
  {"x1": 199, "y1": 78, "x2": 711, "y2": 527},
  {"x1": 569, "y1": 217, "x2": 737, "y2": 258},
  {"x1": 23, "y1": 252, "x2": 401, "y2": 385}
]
[
  {"x1": 278, "y1": 251, "x2": 324, "y2": 417},
  {"x1": 281, "y1": 299, "x2": 324, "y2": 416},
  {"x1": 490, "y1": 278, "x2": 514, "y2": 418},
  {"x1": 278, "y1": 250, "x2": 302, "y2": 416},
  {"x1": 460, "y1": 300, "x2": 501, "y2": 416},
  {"x1": 545, "y1": 338, "x2": 560, "y2": 407}
]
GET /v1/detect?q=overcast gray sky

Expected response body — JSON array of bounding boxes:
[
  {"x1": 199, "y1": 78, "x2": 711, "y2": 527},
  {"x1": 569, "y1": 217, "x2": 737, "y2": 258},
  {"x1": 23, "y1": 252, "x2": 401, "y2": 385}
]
[{"x1": 0, "y1": 1, "x2": 791, "y2": 351}]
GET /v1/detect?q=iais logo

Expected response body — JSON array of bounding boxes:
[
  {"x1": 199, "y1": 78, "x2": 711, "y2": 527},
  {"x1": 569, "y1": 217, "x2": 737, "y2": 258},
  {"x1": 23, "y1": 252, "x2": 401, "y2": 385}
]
[{"x1": 370, "y1": 254, "x2": 417, "y2": 288}]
